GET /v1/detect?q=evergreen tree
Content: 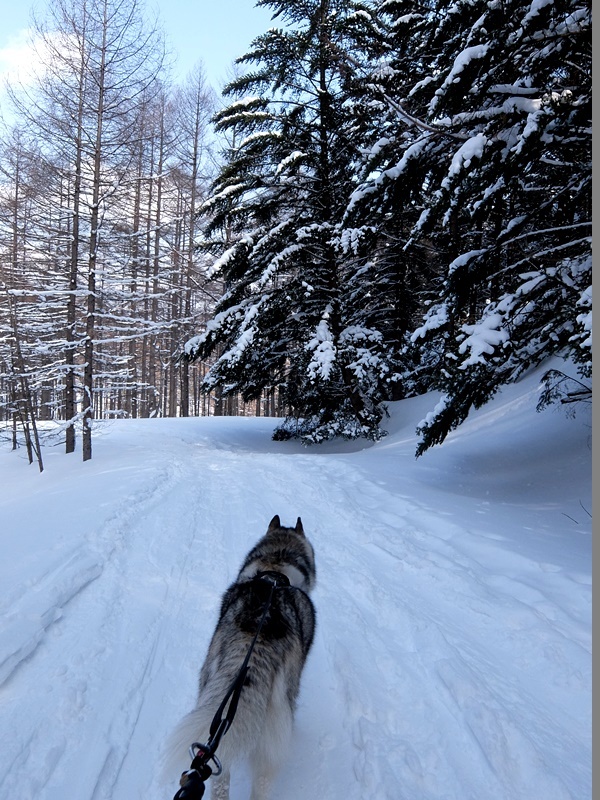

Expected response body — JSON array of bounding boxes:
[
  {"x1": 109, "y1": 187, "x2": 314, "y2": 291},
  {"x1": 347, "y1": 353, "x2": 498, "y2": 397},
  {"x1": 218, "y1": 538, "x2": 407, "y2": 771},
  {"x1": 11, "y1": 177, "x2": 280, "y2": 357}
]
[
  {"x1": 183, "y1": 0, "x2": 395, "y2": 442},
  {"x1": 340, "y1": 0, "x2": 446, "y2": 399},
  {"x1": 349, "y1": 0, "x2": 591, "y2": 453},
  {"x1": 415, "y1": 0, "x2": 591, "y2": 454}
]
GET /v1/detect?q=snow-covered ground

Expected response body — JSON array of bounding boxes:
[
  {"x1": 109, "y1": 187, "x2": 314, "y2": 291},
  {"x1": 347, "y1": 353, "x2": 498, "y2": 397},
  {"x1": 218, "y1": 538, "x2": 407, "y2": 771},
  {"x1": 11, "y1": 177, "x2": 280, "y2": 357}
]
[{"x1": 0, "y1": 361, "x2": 592, "y2": 800}]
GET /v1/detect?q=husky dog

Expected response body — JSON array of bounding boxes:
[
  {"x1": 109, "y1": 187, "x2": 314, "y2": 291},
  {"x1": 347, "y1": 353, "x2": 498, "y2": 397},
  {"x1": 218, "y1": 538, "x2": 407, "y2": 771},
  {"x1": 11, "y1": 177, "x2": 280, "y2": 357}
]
[{"x1": 166, "y1": 515, "x2": 316, "y2": 800}]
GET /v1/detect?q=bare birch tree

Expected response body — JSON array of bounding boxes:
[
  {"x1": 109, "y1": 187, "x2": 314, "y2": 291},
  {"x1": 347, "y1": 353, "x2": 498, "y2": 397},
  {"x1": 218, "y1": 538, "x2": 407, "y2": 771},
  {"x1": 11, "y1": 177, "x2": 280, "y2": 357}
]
[
  {"x1": 170, "y1": 66, "x2": 215, "y2": 416},
  {"x1": 7, "y1": 0, "x2": 165, "y2": 459}
]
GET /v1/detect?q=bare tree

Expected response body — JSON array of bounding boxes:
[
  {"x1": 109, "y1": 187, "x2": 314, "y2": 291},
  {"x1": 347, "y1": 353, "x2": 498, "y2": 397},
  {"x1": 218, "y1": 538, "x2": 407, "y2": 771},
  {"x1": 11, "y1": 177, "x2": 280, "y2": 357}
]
[
  {"x1": 2, "y1": 287, "x2": 44, "y2": 471},
  {"x1": 7, "y1": 0, "x2": 165, "y2": 460},
  {"x1": 144, "y1": 66, "x2": 216, "y2": 418}
]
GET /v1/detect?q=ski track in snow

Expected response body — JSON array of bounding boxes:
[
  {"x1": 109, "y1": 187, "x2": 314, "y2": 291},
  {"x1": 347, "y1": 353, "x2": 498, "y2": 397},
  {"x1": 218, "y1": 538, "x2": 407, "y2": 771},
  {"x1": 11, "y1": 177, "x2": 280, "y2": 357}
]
[
  {"x1": 0, "y1": 547, "x2": 103, "y2": 688},
  {"x1": 0, "y1": 398, "x2": 591, "y2": 800}
]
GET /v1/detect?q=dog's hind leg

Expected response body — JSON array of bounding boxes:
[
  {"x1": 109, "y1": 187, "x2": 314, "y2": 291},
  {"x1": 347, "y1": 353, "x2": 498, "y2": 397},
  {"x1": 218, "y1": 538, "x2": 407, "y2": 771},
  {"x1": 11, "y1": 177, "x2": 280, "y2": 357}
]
[
  {"x1": 210, "y1": 769, "x2": 230, "y2": 800},
  {"x1": 249, "y1": 769, "x2": 275, "y2": 800},
  {"x1": 248, "y1": 675, "x2": 294, "y2": 800}
]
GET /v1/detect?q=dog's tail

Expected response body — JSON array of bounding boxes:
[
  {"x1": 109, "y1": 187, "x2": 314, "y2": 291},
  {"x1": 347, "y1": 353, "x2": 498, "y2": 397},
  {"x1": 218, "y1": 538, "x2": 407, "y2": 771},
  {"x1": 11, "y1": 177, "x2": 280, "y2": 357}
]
[
  {"x1": 159, "y1": 707, "x2": 214, "y2": 787},
  {"x1": 160, "y1": 672, "x2": 295, "y2": 788}
]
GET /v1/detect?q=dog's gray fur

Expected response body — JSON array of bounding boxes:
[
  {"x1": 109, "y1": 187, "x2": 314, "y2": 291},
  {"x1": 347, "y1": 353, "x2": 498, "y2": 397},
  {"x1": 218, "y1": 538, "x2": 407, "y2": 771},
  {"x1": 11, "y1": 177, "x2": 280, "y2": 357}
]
[{"x1": 164, "y1": 515, "x2": 316, "y2": 800}]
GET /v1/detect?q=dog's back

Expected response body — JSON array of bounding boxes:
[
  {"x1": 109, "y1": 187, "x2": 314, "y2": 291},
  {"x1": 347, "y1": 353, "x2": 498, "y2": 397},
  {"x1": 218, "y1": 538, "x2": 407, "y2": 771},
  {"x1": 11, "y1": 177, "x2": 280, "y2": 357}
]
[{"x1": 164, "y1": 516, "x2": 316, "y2": 800}]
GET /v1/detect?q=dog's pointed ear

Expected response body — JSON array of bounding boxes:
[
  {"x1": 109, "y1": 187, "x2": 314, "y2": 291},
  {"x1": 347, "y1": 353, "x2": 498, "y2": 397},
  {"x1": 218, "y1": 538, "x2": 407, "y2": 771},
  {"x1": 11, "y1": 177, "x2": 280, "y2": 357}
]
[
  {"x1": 268, "y1": 515, "x2": 281, "y2": 532},
  {"x1": 295, "y1": 517, "x2": 305, "y2": 535}
]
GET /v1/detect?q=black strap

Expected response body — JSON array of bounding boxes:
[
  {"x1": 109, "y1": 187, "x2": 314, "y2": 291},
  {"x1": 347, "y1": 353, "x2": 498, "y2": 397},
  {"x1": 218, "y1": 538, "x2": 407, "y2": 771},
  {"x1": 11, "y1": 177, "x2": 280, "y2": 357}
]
[
  {"x1": 173, "y1": 761, "x2": 211, "y2": 799},
  {"x1": 208, "y1": 574, "x2": 278, "y2": 744}
]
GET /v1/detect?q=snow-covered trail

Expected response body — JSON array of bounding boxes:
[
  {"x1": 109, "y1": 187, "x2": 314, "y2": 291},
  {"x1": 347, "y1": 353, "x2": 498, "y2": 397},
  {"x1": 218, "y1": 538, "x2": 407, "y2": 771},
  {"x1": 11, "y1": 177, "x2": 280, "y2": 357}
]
[{"x1": 0, "y1": 374, "x2": 592, "y2": 800}]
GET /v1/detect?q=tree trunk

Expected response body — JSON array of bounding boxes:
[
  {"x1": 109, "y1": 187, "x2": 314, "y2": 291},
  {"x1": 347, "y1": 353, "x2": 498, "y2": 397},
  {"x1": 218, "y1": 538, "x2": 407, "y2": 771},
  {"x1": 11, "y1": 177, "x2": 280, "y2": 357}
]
[
  {"x1": 6, "y1": 289, "x2": 44, "y2": 472},
  {"x1": 65, "y1": 43, "x2": 86, "y2": 454},
  {"x1": 128, "y1": 132, "x2": 143, "y2": 419},
  {"x1": 83, "y1": 1, "x2": 108, "y2": 462}
]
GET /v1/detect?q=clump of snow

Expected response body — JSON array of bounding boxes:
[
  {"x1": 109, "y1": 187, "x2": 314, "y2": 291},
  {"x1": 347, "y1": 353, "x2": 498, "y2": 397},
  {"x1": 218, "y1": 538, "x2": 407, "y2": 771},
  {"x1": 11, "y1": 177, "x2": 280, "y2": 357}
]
[
  {"x1": 448, "y1": 248, "x2": 487, "y2": 275},
  {"x1": 416, "y1": 391, "x2": 450, "y2": 430},
  {"x1": 411, "y1": 303, "x2": 449, "y2": 340},
  {"x1": 442, "y1": 135, "x2": 487, "y2": 189},
  {"x1": 205, "y1": 241, "x2": 240, "y2": 279},
  {"x1": 275, "y1": 150, "x2": 305, "y2": 175},
  {"x1": 239, "y1": 130, "x2": 282, "y2": 148},
  {"x1": 523, "y1": 0, "x2": 554, "y2": 24},
  {"x1": 458, "y1": 313, "x2": 509, "y2": 367},
  {"x1": 339, "y1": 226, "x2": 374, "y2": 255},
  {"x1": 307, "y1": 314, "x2": 337, "y2": 381},
  {"x1": 430, "y1": 44, "x2": 490, "y2": 111}
]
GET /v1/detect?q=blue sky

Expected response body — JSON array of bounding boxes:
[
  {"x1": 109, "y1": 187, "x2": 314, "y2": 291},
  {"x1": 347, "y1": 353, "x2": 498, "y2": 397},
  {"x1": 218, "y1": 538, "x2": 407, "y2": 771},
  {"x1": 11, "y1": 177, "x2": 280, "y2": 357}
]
[{"x1": 0, "y1": 0, "x2": 274, "y2": 91}]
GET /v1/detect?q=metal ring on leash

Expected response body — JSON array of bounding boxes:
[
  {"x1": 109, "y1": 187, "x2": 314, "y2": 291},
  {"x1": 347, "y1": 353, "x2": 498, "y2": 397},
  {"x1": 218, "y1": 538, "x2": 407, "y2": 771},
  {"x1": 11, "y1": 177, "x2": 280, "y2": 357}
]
[{"x1": 189, "y1": 742, "x2": 223, "y2": 776}]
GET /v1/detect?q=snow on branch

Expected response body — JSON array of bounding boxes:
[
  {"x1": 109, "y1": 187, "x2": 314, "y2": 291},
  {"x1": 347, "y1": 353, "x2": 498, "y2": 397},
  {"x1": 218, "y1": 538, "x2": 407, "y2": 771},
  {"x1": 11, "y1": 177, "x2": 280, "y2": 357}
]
[
  {"x1": 448, "y1": 249, "x2": 488, "y2": 275},
  {"x1": 275, "y1": 150, "x2": 305, "y2": 175},
  {"x1": 206, "y1": 236, "x2": 253, "y2": 280},
  {"x1": 307, "y1": 311, "x2": 336, "y2": 382},
  {"x1": 458, "y1": 314, "x2": 509, "y2": 368},
  {"x1": 441, "y1": 134, "x2": 487, "y2": 189},
  {"x1": 411, "y1": 304, "x2": 450, "y2": 341},
  {"x1": 430, "y1": 44, "x2": 490, "y2": 113},
  {"x1": 201, "y1": 183, "x2": 247, "y2": 213}
]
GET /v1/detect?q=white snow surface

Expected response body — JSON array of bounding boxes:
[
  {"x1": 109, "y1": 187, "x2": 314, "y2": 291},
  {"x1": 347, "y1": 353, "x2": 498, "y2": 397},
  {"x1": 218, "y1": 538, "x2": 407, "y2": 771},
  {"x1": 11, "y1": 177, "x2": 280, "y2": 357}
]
[{"x1": 0, "y1": 361, "x2": 592, "y2": 800}]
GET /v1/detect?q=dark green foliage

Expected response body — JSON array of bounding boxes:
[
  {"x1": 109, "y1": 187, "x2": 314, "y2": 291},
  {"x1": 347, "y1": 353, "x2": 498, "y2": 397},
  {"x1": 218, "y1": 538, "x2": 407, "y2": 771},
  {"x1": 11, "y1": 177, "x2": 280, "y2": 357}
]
[
  {"x1": 346, "y1": 0, "x2": 591, "y2": 453},
  {"x1": 185, "y1": 0, "x2": 397, "y2": 442},
  {"x1": 184, "y1": 0, "x2": 591, "y2": 452}
]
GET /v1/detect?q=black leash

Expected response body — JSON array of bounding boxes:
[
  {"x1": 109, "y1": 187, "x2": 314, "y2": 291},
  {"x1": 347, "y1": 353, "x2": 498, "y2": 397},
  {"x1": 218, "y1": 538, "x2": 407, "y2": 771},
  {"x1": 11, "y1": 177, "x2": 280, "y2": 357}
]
[{"x1": 173, "y1": 571, "x2": 290, "y2": 799}]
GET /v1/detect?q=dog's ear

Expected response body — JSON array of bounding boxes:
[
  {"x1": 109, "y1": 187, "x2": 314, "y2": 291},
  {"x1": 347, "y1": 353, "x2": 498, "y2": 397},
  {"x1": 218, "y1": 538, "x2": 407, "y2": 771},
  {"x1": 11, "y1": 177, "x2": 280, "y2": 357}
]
[
  {"x1": 295, "y1": 517, "x2": 304, "y2": 536},
  {"x1": 268, "y1": 515, "x2": 281, "y2": 532}
]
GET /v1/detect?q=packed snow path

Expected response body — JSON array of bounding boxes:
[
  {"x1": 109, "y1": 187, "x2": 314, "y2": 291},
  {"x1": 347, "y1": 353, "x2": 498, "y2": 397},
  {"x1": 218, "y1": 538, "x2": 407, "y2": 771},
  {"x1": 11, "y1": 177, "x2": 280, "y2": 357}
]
[{"x1": 0, "y1": 370, "x2": 592, "y2": 800}]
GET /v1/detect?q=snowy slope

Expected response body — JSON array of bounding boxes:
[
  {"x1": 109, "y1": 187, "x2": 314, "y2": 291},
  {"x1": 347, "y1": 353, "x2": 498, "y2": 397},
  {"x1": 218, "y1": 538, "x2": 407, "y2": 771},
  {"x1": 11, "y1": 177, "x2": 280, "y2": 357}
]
[{"x1": 0, "y1": 361, "x2": 592, "y2": 800}]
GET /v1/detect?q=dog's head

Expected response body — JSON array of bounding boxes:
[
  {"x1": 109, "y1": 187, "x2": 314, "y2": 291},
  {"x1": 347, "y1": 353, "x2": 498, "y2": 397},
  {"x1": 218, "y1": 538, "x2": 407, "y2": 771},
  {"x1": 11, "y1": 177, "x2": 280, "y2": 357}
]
[
  {"x1": 267, "y1": 514, "x2": 305, "y2": 537},
  {"x1": 263, "y1": 514, "x2": 315, "y2": 591},
  {"x1": 237, "y1": 514, "x2": 316, "y2": 592}
]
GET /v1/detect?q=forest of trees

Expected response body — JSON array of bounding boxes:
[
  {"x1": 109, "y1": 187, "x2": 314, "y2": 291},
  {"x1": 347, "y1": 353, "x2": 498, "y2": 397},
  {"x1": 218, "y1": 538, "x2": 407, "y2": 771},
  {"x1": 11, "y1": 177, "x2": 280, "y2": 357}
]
[{"x1": 0, "y1": 0, "x2": 591, "y2": 464}]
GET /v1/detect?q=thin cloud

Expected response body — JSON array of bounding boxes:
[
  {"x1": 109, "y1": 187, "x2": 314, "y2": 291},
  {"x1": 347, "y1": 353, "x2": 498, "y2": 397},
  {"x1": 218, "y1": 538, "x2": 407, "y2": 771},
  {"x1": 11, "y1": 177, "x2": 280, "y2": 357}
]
[
  {"x1": 0, "y1": 27, "x2": 60, "y2": 92},
  {"x1": 0, "y1": 29, "x2": 37, "y2": 85}
]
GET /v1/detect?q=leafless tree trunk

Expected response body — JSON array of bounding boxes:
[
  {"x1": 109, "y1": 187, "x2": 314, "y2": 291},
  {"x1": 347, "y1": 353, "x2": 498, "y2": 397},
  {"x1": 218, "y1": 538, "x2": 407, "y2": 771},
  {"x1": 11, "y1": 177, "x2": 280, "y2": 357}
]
[
  {"x1": 81, "y1": 0, "x2": 110, "y2": 461},
  {"x1": 4, "y1": 288, "x2": 44, "y2": 472},
  {"x1": 171, "y1": 67, "x2": 214, "y2": 417},
  {"x1": 65, "y1": 18, "x2": 87, "y2": 454}
]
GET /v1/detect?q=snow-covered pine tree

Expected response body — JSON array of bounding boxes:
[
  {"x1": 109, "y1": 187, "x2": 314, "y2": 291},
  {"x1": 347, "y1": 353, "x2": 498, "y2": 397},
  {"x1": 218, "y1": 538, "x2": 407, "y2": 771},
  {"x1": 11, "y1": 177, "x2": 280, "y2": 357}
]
[
  {"x1": 350, "y1": 0, "x2": 591, "y2": 454},
  {"x1": 413, "y1": 0, "x2": 591, "y2": 454},
  {"x1": 340, "y1": 0, "x2": 448, "y2": 399},
  {"x1": 183, "y1": 0, "x2": 395, "y2": 442}
]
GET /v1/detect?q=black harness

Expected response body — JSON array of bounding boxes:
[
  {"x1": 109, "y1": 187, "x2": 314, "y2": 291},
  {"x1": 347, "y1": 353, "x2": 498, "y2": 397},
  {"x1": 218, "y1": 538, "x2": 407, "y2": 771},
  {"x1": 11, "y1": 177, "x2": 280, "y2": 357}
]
[{"x1": 172, "y1": 570, "x2": 291, "y2": 799}]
